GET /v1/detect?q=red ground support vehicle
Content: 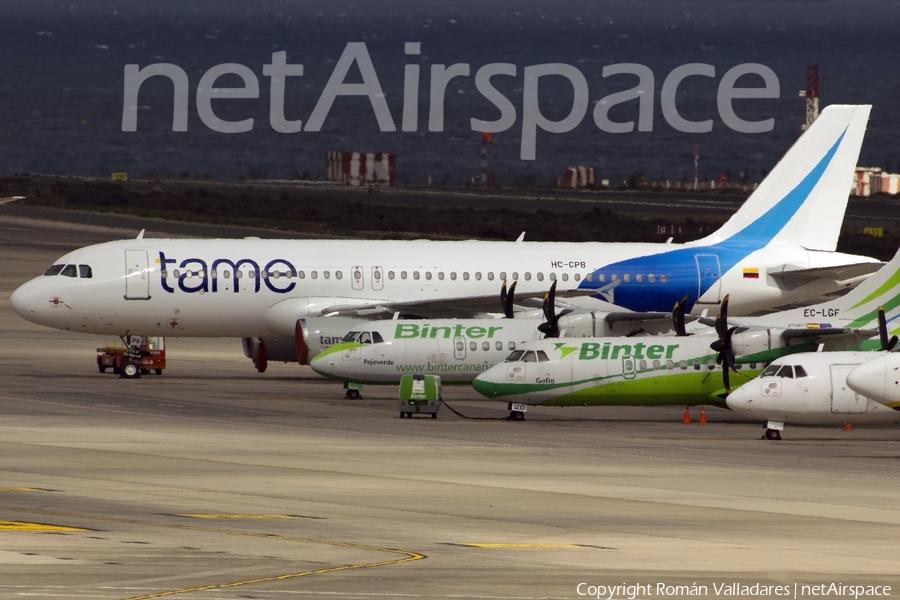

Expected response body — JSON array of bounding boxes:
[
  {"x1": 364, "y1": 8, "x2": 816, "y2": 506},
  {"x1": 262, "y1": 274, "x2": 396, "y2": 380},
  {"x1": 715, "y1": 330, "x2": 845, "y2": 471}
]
[{"x1": 97, "y1": 336, "x2": 166, "y2": 378}]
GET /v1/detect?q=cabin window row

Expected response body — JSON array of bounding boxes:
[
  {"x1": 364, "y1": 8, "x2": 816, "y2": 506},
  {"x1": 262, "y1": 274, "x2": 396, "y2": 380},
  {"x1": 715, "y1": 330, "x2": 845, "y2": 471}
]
[
  {"x1": 344, "y1": 332, "x2": 517, "y2": 353},
  {"x1": 587, "y1": 273, "x2": 668, "y2": 284},
  {"x1": 155, "y1": 268, "x2": 671, "y2": 285},
  {"x1": 629, "y1": 358, "x2": 749, "y2": 371}
]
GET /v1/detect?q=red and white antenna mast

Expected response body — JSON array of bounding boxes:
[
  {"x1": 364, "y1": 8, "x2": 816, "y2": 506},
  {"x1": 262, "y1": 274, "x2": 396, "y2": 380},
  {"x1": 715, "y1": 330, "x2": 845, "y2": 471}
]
[{"x1": 799, "y1": 64, "x2": 819, "y2": 130}]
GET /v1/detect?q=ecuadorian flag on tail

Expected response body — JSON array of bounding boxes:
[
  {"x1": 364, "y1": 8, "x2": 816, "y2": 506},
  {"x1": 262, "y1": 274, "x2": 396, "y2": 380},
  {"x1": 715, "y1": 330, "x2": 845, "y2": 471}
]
[{"x1": 743, "y1": 268, "x2": 760, "y2": 279}]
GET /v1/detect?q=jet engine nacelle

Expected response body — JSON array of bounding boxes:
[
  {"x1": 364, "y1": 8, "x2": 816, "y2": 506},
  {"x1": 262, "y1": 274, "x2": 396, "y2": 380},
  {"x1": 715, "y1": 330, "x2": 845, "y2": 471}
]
[
  {"x1": 298, "y1": 317, "x2": 373, "y2": 365},
  {"x1": 265, "y1": 297, "x2": 383, "y2": 336},
  {"x1": 241, "y1": 337, "x2": 297, "y2": 373}
]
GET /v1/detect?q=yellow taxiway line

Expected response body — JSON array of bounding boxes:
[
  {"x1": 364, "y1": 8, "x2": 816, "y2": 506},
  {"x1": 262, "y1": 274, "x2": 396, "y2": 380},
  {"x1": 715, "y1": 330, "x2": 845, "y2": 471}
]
[
  {"x1": 0, "y1": 504, "x2": 424, "y2": 600},
  {"x1": 175, "y1": 513, "x2": 310, "y2": 519},
  {"x1": 0, "y1": 520, "x2": 88, "y2": 532},
  {"x1": 452, "y1": 542, "x2": 592, "y2": 549}
]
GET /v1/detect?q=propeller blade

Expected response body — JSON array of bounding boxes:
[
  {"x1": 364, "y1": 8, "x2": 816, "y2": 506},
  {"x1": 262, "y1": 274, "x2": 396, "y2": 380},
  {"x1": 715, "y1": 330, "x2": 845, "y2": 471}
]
[
  {"x1": 722, "y1": 361, "x2": 731, "y2": 394},
  {"x1": 546, "y1": 280, "x2": 557, "y2": 319},
  {"x1": 506, "y1": 281, "x2": 517, "y2": 319},
  {"x1": 538, "y1": 280, "x2": 561, "y2": 338},
  {"x1": 500, "y1": 281, "x2": 509, "y2": 317},
  {"x1": 714, "y1": 295, "x2": 730, "y2": 340},
  {"x1": 879, "y1": 306, "x2": 890, "y2": 350},
  {"x1": 672, "y1": 295, "x2": 688, "y2": 337}
]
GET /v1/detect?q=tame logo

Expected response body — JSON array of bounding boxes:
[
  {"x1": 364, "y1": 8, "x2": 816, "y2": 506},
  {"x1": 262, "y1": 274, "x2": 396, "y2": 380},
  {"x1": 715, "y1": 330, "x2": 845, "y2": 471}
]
[
  {"x1": 395, "y1": 323, "x2": 503, "y2": 339},
  {"x1": 158, "y1": 252, "x2": 297, "y2": 294},
  {"x1": 578, "y1": 341, "x2": 679, "y2": 360}
]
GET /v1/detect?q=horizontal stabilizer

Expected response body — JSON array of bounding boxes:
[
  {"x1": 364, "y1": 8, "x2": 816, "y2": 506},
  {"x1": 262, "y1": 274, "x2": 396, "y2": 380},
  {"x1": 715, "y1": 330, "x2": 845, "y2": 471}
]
[
  {"x1": 781, "y1": 327, "x2": 877, "y2": 351},
  {"x1": 768, "y1": 262, "x2": 884, "y2": 282}
]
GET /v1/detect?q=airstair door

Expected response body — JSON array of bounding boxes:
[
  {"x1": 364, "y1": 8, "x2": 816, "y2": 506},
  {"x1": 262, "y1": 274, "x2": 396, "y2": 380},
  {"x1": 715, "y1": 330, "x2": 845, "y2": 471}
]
[
  {"x1": 124, "y1": 250, "x2": 150, "y2": 300},
  {"x1": 351, "y1": 266, "x2": 364, "y2": 290},
  {"x1": 694, "y1": 254, "x2": 722, "y2": 303}
]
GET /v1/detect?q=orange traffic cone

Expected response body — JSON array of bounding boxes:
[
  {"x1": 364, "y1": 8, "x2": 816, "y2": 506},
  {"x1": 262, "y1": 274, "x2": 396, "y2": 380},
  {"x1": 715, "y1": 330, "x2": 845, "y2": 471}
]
[
  {"x1": 682, "y1": 405, "x2": 691, "y2": 424},
  {"x1": 698, "y1": 406, "x2": 708, "y2": 425},
  {"x1": 843, "y1": 423, "x2": 853, "y2": 431}
]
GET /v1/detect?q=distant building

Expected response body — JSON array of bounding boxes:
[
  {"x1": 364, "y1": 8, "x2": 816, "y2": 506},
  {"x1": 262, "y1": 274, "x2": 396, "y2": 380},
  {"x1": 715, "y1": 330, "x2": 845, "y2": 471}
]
[{"x1": 327, "y1": 152, "x2": 396, "y2": 186}]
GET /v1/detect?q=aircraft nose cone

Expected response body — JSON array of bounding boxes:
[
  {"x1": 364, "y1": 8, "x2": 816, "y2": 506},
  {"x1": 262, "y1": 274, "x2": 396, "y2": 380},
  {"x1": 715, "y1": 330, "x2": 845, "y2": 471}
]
[
  {"x1": 847, "y1": 356, "x2": 887, "y2": 403},
  {"x1": 9, "y1": 281, "x2": 36, "y2": 320},
  {"x1": 472, "y1": 373, "x2": 501, "y2": 398},
  {"x1": 725, "y1": 385, "x2": 751, "y2": 412}
]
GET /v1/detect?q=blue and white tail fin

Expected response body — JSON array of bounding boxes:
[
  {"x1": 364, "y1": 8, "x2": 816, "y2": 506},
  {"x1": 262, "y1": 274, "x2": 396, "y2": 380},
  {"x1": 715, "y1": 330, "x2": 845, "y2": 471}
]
[{"x1": 694, "y1": 105, "x2": 871, "y2": 251}]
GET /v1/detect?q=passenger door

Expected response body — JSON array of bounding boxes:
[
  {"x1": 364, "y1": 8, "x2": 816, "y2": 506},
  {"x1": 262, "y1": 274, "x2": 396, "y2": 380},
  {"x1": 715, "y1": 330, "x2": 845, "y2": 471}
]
[
  {"x1": 694, "y1": 254, "x2": 722, "y2": 303},
  {"x1": 124, "y1": 249, "x2": 150, "y2": 300}
]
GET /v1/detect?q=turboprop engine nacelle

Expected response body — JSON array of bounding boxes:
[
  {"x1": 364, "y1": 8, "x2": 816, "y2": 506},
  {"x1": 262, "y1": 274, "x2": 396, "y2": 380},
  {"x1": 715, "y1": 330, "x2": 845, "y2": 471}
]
[{"x1": 731, "y1": 328, "x2": 811, "y2": 364}]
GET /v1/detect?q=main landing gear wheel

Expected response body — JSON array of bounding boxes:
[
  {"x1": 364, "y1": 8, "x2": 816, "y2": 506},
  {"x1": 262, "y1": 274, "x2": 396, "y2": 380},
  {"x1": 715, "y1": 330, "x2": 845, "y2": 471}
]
[
  {"x1": 346, "y1": 389, "x2": 361, "y2": 400},
  {"x1": 120, "y1": 361, "x2": 141, "y2": 379},
  {"x1": 509, "y1": 410, "x2": 525, "y2": 421},
  {"x1": 763, "y1": 429, "x2": 782, "y2": 441}
]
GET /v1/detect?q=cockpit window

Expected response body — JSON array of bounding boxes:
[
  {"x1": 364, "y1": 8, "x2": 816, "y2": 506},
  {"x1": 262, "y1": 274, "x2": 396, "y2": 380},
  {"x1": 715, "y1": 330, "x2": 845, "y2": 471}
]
[
  {"x1": 60, "y1": 264, "x2": 78, "y2": 278},
  {"x1": 761, "y1": 364, "x2": 802, "y2": 379},
  {"x1": 522, "y1": 351, "x2": 538, "y2": 363},
  {"x1": 342, "y1": 331, "x2": 360, "y2": 343},
  {"x1": 536, "y1": 350, "x2": 550, "y2": 362},
  {"x1": 43, "y1": 264, "x2": 64, "y2": 276},
  {"x1": 359, "y1": 332, "x2": 372, "y2": 344},
  {"x1": 78, "y1": 265, "x2": 93, "y2": 278},
  {"x1": 760, "y1": 365, "x2": 780, "y2": 377},
  {"x1": 372, "y1": 331, "x2": 385, "y2": 344},
  {"x1": 505, "y1": 350, "x2": 526, "y2": 362}
]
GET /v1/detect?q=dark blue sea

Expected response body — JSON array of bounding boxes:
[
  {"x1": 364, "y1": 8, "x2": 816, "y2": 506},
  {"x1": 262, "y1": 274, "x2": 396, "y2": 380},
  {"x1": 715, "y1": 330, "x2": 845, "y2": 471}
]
[{"x1": 1, "y1": 0, "x2": 897, "y2": 186}]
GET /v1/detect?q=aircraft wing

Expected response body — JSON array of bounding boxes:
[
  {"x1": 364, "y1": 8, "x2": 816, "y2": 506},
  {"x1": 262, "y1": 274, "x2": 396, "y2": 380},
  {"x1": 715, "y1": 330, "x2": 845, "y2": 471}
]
[
  {"x1": 768, "y1": 262, "x2": 884, "y2": 282},
  {"x1": 781, "y1": 327, "x2": 878, "y2": 351},
  {"x1": 322, "y1": 287, "x2": 597, "y2": 319},
  {"x1": 603, "y1": 311, "x2": 697, "y2": 336}
]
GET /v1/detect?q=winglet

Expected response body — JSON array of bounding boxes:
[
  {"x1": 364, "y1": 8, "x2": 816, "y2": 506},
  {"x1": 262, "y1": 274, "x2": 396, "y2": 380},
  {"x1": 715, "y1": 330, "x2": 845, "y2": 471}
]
[{"x1": 136, "y1": 229, "x2": 145, "y2": 240}]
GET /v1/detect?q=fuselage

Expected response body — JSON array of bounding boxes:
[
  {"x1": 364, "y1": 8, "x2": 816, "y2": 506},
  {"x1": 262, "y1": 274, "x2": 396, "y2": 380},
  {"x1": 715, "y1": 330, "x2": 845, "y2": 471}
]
[
  {"x1": 309, "y1": 318, "x2": 544, "y2": 384},
  {"x1": 726, "y1": 353, "x2": 900, "y2": 426},
  {"x1": 471, "y1": 334, "x2": 762, "y2": 406},
  {"x1": 9, "y1": 238, "x2": 876, "y2": 338}
]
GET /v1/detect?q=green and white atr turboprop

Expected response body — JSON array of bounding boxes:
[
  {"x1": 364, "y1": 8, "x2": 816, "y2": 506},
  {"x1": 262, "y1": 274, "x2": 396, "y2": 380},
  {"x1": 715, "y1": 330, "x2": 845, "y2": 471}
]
[{"x1": 472, "y1": 245, "x2": 900, "y2": 417}]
